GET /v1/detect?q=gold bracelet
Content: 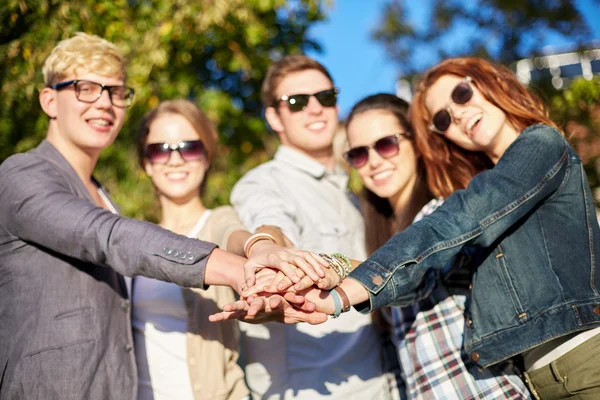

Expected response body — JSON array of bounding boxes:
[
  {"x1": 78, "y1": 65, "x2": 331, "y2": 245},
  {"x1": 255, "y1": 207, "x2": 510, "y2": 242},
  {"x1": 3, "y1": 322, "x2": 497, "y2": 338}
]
[
  {"x1": 319, "y1": 253, "x2": 347, "y2": 282},
  {"x1": 332, "y1": 253, "x2": 351, "y2": 277},
  {"x1": 243, "y1": 233, "x2": 276, "y2": 257}
]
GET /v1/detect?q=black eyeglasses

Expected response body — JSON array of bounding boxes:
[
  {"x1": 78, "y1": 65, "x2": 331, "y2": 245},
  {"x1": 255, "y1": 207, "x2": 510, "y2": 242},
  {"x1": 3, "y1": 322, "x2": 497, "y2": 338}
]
[
  {"x1": 275, "y1": 88, "x2": 339, "y2": 112},
  {"x1": 429, "y1": 76, "x2": 473, "y2": 134},
  {"x1": 343, "y1": 133, "x2": 408, "y2": 169},
  {"x1": 145, "y1": 140, "x2": 206, "y2": 164},
  {"x1": 51, "y1": 80, "x2": 135, "y2": 108}
]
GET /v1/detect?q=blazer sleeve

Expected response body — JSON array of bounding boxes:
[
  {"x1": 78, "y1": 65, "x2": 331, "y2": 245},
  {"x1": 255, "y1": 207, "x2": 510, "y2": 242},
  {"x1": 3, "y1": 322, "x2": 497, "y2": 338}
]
[{"x1": 0, "y1": 154, "x2": 216, "y2": 288}]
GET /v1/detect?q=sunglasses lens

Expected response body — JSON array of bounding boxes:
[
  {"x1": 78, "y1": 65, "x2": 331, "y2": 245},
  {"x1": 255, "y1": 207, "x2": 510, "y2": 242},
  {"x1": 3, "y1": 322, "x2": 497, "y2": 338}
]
[
  {"x1": 146, "y1": 143, "x2": 170, "y2": 164},
  {"x1": 344, "y1": 147, "x2": 368, "y2": 168},
  {"x1": 374, "y1": 136, "x2": 400, "y2": 158},
  {"x1": 452, "y1": 82, "x2": 473, "y2": 105},
  {"x1": 179, "y1": 140, "x2": 206, "y2": 162},
  {"x1": 314, "y1": 89, "x2": 337, "y2": 107},
  {"x1": 287, "y1": 95, "x2": 310, "y2": 112},
  {"x1": 432, "y1": 110, "x2": 452, "y2": 133}
]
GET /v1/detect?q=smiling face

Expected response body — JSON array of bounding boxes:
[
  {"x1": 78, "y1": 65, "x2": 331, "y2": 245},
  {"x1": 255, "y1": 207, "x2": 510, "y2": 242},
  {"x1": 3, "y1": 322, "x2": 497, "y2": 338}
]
[
  {"x1": 424, "y1": 74, "x2": 519, "y2": 163},
  {"x1": 265, "y1": 69, "x2": 339, "y2": 157},
  {"x1": 346, "y1": 109, "x2": 419, "y2": 204},
  {"x1": 41, "y1": 72, "x2": 127, "y2": 158},
  {"x1": 143, "y1": 113, "x2": 208, "y2": 203}
]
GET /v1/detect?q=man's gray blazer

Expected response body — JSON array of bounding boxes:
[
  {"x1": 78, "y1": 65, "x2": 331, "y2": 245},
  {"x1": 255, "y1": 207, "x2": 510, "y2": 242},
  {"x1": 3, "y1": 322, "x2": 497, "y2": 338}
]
[{"x1": 0, "y1": 140, "x2": 216, "y2": 399}]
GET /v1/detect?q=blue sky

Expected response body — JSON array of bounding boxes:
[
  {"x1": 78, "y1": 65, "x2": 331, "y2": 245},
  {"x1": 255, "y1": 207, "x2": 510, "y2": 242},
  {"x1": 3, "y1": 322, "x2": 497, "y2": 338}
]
[{"x1": 306, "y1": 0, "x2": 600, "y2": 119}]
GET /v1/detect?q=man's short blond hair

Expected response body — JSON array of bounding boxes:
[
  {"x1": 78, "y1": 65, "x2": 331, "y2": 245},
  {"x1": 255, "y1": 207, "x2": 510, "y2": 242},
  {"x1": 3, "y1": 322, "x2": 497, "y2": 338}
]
[{"x1": 42, "y1": 32, "x2": 126, "y2": 86}]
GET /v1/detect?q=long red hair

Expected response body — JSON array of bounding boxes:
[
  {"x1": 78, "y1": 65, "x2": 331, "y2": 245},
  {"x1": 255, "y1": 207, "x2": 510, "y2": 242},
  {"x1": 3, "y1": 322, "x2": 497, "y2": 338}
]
[{"x1": 410, "y1": 57, "x2": 560, "y2": 198}]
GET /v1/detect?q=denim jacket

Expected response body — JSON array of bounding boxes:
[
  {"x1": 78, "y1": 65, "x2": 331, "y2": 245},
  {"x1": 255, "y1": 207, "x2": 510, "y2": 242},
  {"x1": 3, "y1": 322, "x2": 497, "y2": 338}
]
[{"x1": 350, "y1": 124, "x2": 600, "y2": 368}]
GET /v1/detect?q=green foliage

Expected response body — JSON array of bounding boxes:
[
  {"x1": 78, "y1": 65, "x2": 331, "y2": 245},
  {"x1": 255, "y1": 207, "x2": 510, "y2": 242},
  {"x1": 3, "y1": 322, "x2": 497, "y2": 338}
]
[
  {"x1": 1, "y1": 0, "x2": 330, "y2": 221},
  {"x1": 373, "y1": 0, "x2": 600, "y2": 204},
  {"x1": 544, "y1": 77, "x2": 600, "y2": 201},
  {"x1": 372, "y1": 0, "x2": 597, "y2": 72}
]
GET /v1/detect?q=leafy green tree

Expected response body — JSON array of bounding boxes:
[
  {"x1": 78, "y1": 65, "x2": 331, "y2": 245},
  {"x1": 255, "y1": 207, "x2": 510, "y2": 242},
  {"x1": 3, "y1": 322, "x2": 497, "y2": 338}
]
[
  {"x1": 373, "y1": 0, "x2": 597, "y2": 73},
  {"x1": 372, "y1": 0, "x2": 600, "y2": 204},
  {"x1": 1, "y1": 0, "x2": 330, "y2": 221}
]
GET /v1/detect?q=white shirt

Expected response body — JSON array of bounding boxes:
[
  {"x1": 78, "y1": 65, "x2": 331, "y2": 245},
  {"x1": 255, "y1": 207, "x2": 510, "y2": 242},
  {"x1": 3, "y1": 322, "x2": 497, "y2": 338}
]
[
  {"x1": 132, "y1": 212, "x2": 212, "y2": 400},
  {"x1": 231, "y1": 146, "x2": 390, "y2": 400}
]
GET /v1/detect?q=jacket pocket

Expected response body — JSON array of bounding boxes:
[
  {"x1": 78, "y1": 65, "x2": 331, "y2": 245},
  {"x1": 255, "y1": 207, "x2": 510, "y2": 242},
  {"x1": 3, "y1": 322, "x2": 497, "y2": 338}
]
[{"x1": 9, "y1": 339, "x2": 96, "y2": 400}]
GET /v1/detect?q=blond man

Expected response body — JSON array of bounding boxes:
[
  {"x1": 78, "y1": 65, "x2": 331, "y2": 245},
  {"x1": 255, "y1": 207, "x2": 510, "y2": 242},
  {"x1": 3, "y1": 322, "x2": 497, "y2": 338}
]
[{"x1": 0, "y1": 33, "x2": 314, "y2": 400}]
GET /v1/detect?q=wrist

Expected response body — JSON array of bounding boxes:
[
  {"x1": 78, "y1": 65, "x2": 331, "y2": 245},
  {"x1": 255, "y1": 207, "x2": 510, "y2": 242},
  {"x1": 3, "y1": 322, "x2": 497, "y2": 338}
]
[
  {"x1": 244, "y1": 233, "x2": 277, "y2": 257},
  {"x1": 247, "y1": 237, "x2": 279, "y2": 256},
  {"x1": 206, "y1": 248, "x2": 245, "y2": 293}
]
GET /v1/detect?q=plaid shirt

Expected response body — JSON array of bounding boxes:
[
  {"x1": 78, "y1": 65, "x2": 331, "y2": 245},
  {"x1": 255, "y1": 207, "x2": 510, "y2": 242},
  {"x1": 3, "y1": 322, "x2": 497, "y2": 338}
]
[{"x1": 388, "y1": 198, "x2": 532, "y2": 399}]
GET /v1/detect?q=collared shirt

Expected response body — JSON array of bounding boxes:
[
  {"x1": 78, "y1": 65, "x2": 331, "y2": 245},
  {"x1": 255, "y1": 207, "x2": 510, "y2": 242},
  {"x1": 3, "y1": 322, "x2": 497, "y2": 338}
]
[
  {"x1": 390, "y1": 198, "x2": 531, "y2": 399},
  {"x1": 231, "y1": 145, "x2": 390, "y2": 400}
]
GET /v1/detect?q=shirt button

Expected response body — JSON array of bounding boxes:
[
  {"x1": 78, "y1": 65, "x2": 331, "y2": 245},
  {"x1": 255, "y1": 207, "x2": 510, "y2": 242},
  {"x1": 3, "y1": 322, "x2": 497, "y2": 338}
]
[
  {"x1": 466, "y1": 317, "x2": 473, "y2": 328},
  {"x1": 372, "y1": 276, "x2": 383, "y2": 285},
  {"x1": 594, "y1": 306, "x2": 600, "y2": 316},
  {"x1": 468, "y1": 283, "x2": 473, "y2": 290},
  {"x1": 121, "y1": 300, "x2": 131, "y2": 313},
  {"x1": 471, "y1": 352, "x2": 480, "y2": 362},
  {"x1": 125, "y1": 344, "x2": 133, "y2": 352},
  {"x1": 187, "y1": 253, "x2": 194, "y2": 260},
  {"x1": 189, "y1": 358, "x2": 196, "y2": 366}
]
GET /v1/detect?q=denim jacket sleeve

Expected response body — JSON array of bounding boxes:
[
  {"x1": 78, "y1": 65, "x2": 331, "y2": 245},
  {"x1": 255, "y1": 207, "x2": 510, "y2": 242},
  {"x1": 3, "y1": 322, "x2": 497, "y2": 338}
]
[{"x1": 349, "y1": 124, "x2": 571, "y2": 312}]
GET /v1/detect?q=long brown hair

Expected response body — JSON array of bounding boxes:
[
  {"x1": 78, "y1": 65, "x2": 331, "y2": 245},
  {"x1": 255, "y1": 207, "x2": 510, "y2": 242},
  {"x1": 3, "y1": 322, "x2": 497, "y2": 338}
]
[
  {"x1": 346, "y1": 94, "x2": 432, "y2": 255},
  {"x1": 410, "y1": 57, "x2": 559, "y2": 198}
]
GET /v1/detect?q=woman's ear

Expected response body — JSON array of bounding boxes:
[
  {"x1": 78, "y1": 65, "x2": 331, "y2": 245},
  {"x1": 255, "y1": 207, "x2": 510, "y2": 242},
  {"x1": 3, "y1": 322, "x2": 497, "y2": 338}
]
[
  {"x1": 144, "y1": 159, "x2": 154, "y2": 177},
  {"x1": 39, "y1": 87, "x2": 58, "y2": 119},
  {"x1": 265, "y1": 106, "x2": 284, "y2": 134}
]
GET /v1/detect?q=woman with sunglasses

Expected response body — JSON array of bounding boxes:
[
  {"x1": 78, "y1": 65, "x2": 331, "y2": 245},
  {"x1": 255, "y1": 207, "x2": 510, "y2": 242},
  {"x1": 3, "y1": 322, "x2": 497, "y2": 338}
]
[
  {"x1": 322, "y1": 57, "x2": 600, "y2": 399},
  {"x1": 343, "y1": 93, "x2": 529, "y2": 399},
  {"x1": 133, "y1": 99, "x2": 324, "y2": 400},
  {"x1": 221, "y1": 57, "x2": 600, "y2": 399}
]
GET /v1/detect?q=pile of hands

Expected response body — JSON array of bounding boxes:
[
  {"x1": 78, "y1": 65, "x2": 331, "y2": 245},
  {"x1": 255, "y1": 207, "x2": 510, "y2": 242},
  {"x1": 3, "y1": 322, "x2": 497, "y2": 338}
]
[{"x1": 209, "y1": 246, "x2": 342, "y2": 325}]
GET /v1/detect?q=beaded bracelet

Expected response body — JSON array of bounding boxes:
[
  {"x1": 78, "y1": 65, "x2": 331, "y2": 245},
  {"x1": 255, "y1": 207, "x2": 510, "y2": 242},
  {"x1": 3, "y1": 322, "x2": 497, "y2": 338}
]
[
  {"x1": 332, "y1": 253, "x2": 351, "y2": 277},
  {"x1": 319, "y1": 253, "x2": 345, "y2": 281},
  {"x1": 319, "y1": 252, "x2": 351, "y2": 284}
]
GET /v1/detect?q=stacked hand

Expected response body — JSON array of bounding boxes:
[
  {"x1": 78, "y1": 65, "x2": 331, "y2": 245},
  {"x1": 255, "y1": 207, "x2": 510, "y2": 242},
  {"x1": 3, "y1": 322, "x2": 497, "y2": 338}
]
[{"x1": 209, "y1": 250, "x2": 340, "y2": 324}]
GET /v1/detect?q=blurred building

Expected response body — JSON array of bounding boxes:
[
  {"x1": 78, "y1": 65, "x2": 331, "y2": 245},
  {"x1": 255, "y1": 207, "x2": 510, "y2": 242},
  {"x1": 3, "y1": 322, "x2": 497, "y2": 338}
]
[
  {"x1": 396, "y1": 43, "x2": 600, "y2": 98},
  {"x1": 514, "y1": 44, "x2": 600, "y2": 88}
]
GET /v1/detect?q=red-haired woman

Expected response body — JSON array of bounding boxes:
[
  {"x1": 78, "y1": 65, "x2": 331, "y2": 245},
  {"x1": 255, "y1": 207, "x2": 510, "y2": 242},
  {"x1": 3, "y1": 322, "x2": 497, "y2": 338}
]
[{"x1": 333, "y1": 57, "x2": 600, "y2": 399}]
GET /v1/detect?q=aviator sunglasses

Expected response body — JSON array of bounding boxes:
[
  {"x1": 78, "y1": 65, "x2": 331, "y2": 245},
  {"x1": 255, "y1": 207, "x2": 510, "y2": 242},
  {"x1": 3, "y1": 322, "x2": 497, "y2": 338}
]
[
  {"x1": 429, "y1": 76, "x2": 474, "y2": 134},
  {"x1": 343, "y1": 133, "x2": 408, "y2": 169},
  {"x1": 275, "y1": 88, "x2": 339, "y2": 112},
  {"x1": 145, "y1": 140, "x2": 206, "y2": 164}
]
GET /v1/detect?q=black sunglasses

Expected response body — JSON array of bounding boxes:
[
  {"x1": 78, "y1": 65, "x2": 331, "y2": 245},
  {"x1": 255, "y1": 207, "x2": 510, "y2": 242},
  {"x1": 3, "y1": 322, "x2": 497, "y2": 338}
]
[
  {"x1": 145, "y1": 140, "x2": 206, "y2": 164},
  {"x1": 51, "y1": 80, "x2": 135, "y2": 108},
  {"x1": 275, "y1": 88, "x2": 339, "y2": 112},
  {"x1": 429, "y1": 76, "x2": 473, "y2": 134},
  {"x1": 343, "y1": 133, "x2": 408, "y2": 169}
]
